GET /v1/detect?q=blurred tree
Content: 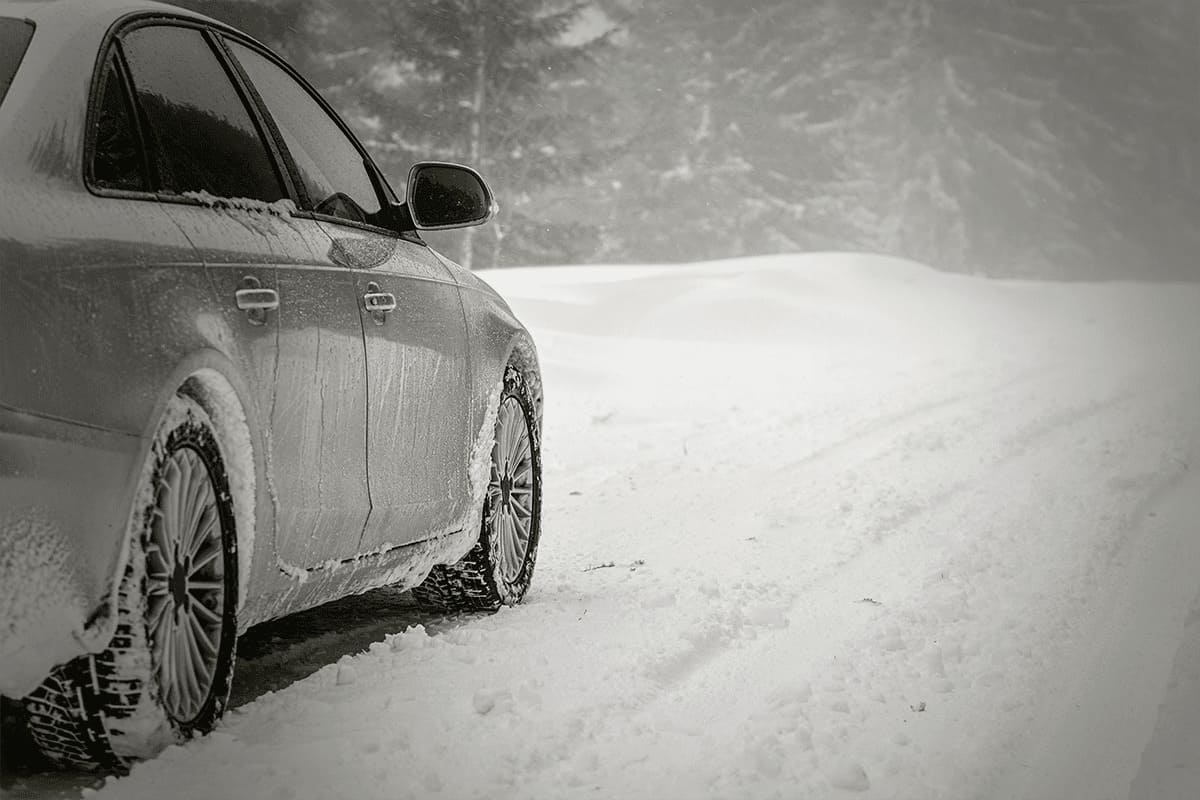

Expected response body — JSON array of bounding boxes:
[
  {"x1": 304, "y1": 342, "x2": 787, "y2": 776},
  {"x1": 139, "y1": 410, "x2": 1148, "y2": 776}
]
[
  {"x1": 170, "y1": 0, "x2": 310, "y2": 54},
  {"x1": 296, "y1": 0, "x2": 612, "y2": 268},
  {"x1": 165, "y1": 0, "x2": 1200, "y2": 277}
]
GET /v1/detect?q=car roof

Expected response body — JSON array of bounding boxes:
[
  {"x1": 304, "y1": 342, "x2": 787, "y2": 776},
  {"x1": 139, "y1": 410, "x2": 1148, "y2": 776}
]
[{"x1": 0, "y1": 0, "x2": 216, "y2": 29}]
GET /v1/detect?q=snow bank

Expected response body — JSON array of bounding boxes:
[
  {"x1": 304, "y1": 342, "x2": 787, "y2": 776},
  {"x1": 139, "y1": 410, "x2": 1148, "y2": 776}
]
[{"x1": 0, "y1": 512, "x2": 90, "y2": 697}]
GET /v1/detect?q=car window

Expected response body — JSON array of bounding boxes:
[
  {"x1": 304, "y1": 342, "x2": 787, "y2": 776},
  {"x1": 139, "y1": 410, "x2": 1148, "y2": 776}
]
[
  {"x1": 120, "y1": 25, "x2": 284, "y2": 202},
  {"x1": 91, "y1": 58, "x2": 147, "y2": 192},
  {"x1": 227, "y1": 40, "x2": 383, "y2": 225},
  {"x1": 0, "y1": 18, "x2": 35, "y2": 107}
]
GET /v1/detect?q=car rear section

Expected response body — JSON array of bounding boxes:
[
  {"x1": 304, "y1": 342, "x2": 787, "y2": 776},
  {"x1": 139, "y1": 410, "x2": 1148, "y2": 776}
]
[{"x1": 0, "y1": 1, "x2": 219, "y2": 697}]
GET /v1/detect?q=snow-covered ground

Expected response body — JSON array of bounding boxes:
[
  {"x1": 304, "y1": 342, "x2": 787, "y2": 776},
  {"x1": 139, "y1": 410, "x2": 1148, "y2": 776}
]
[{"x1": 10, "y1": 254, "x2": 1200, "y2": 799}]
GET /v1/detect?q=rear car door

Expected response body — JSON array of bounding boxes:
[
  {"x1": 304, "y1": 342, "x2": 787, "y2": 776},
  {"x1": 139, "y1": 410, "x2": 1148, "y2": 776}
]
[
  {"x1": 114, "y1": 22, "x2": 371, "y2": 566},
  {"x1": 225, "y1": 39, "x2": 476, "y2": 552}
]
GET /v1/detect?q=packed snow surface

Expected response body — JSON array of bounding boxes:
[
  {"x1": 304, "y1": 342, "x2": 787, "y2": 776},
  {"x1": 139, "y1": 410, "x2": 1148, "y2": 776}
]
[{"x1": 88, "y1": 254, "x2": 1200, "y2": 799}]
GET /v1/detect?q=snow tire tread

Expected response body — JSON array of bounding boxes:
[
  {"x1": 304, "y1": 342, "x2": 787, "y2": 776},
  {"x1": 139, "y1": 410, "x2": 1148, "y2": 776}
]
[{"x1": 412, "y1": 365, "x2": 542, "y2": 614}]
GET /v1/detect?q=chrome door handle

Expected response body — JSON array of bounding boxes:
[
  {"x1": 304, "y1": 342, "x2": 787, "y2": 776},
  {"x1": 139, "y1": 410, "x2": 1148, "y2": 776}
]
[
  {"x1": 363, "y1": 292, "x2": 397, "y2": 313},
  {"x1": 363, "y1": 282, "x2": 396, "y2": 325},
  {"x1": 235, "y1": 276, "x2": 278, "y2": 326},
  {"x1": 235, "y1": 288, "x2": 280, "y2": 311}
]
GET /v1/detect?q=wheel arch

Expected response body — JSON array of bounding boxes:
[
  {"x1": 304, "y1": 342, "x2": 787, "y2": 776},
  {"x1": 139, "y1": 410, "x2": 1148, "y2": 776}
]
[
  {"x1": 90, "y1": 352, "x2": 265, "y2": 654},
  {"x1": 503, "y1": 332, "x2": 544, "y2": 425}
]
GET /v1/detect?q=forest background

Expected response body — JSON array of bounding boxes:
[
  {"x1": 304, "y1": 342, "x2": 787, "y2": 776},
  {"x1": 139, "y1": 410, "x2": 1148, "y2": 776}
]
[{"x1": 179, "y1": 0, "x2": 1200, "y2": 279}]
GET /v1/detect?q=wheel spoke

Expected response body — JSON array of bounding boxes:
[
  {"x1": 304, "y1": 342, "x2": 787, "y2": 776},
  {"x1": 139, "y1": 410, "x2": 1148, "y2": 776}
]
[
  {"x1": 188, "y1": 505, "x2": 217, "y2": 562},
  {"x1": 510, "y1": 496, "x2": 530, "y2": 518},
  {"x1": 496, "y1": 512, "x2": 513, "y2": 574},
  {"x1": 191, "y1": 597, "x2": 221, "y2": 626},
  {"x1": 147, "y1": 535, "x2": 169, "y2": 573},
  {"x1": 150, "y1": 512, "x2": 173, "y2": 573},
  {"x1": 512, "y1": 434, "x2": 531, "y2": 468},
  {"x1": 175, "y1": 458, "x2": 201, "y2": 563},
  {"x1": 164, "y1": 462, "x2": 184, "y2": 553},
  {"x1": 189, "y1": 624, "x2": 215, "y2": 685},
  {"x1": 501, "y1": 404, "x2": 518, "y2": 465},
  {"x1": 508, "y1": 514, "x2": 524, "y2": 570},
  {"x1": 187, "y1": 580, "x2": 224, "y2": 592},
  {"x1": 184, "y1": 456, "x2": 211, "y2": 538},
  {"x1": 174, "y1": 626, "x2": 198, "y2": 712},
  {"x1": 190, "y1": 541, "x2": 221, "y2": 576},
  {"x1": 179, "y1": 617, "x2": 207, "y2": 704},
  {"x1": 147, "y1": 592, "x2": 170, "y2": 633},
  {"x1": 511, "y1": 508, "x2": 531, "y2": 542},
  {"x1": 158, "y1": 615, "x2": 175, "y2": 701},
  {"x1": 507, "y1": 514, "x2": 524, "y2": 576}
]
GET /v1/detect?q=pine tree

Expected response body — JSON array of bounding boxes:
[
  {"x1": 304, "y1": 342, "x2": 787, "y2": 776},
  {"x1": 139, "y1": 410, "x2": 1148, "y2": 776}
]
[{"x1": 297, "y1": 0, "x2": 610, "y2": 268}]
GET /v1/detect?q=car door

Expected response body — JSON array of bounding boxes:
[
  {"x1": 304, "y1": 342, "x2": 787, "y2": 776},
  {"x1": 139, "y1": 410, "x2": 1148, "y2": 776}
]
[
  {"x1": 225, "y1": 39, "x2": 476, "y2": 552},
  {"x1": 116, "y1": 22, "x2": 371, "y2": 567}
]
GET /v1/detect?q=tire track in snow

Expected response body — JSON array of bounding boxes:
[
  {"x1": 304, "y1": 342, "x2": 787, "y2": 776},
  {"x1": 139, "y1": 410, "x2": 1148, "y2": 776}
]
[{"x1": 552, "y1": 360, "x2": 1178, "y2": 798}]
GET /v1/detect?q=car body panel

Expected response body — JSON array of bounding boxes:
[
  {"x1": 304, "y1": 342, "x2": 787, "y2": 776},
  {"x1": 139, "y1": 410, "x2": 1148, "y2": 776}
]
[
  {"x1": 318, "y1": 220, "x2": 475, "y2": 551},
  {"x1": 164, "y1": 201, "x2": 375, "y2": 568}
]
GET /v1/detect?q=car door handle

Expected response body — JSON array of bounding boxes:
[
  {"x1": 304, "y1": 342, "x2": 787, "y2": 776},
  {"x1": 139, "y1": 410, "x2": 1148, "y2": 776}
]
[
  {"x1": 234, "y1": 276, "x2": 278, "y2": 326},
  {"x1": 235, "y1": 288, "x2": 280, "y2": 311},
  {"x1": 363, "y1": 283, "x2": 397, "y2": 323}
]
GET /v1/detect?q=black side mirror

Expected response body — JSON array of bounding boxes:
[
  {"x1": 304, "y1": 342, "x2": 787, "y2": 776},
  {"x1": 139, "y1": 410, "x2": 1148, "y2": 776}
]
[{"x1": 406, "y1": 162, "x2": 497, "y2": 230}]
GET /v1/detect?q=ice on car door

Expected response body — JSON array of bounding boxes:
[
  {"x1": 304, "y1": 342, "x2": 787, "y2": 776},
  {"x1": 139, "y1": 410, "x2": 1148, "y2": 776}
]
[
  {"x1": 227, "y1": 39, "x2": 476, "y2": 552},
  {"x1": 117, "y1": 23, "x2": 372, "y2": 566}
]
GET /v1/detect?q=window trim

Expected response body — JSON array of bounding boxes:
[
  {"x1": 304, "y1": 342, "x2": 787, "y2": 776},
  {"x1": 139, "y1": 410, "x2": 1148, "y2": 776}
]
[
  {"x1": 83, "y1": 13, "x2": 296, "y2": 209},
  {"x1": 84, "y1": 46, "x2": 154, "y2": 195},
  {"x1": 82, "y1": 11, "x2": 415, "y2": 242},
  {"x1": 0, "y1": 18, "x2": 36, "y2": 108}
]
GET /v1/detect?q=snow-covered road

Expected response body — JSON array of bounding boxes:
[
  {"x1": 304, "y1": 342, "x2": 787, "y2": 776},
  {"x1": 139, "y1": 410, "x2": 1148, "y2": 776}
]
[{"x1": 11, "y1": 254, "x2": 1200, "y2": 799}]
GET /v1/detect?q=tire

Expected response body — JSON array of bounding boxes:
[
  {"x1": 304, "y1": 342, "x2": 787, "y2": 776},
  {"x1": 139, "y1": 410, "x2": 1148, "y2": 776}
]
[
  {"x1": 23, "y1": 394, "x2": 239, "y2": 771},
  {"x1": 412, "y1": 365, "x2": 543, "y2": 613}
]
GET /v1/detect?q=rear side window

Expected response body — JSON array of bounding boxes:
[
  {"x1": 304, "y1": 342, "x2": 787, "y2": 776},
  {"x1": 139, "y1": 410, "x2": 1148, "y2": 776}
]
[
  {"x1": 120, "y1": 25, "x2": 284, "y2": 202},
  {"x1": 91, "y1": 59, "x2": 147, "y2": 192},
  {"x1": 227, "y1": 40, "x2": 382, "y2": 224},
  {"x1": 0, "y1": 18, "x2": 35, "y2": 106}
]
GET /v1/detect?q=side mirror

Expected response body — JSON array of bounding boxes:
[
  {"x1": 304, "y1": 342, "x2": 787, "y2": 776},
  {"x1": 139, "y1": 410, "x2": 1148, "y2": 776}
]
[{"x1": 406, "y1": 162, "x2": 497, "y2": 230}]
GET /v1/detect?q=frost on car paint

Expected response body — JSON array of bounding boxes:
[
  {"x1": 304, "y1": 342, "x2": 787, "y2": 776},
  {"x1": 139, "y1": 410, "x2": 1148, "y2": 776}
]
[
  {"x1": 269, "y1": 381, "x2": 503, "y2": 607},
  {"x1": 185, "y1": 371, "x2": 256, "y2": 613}
]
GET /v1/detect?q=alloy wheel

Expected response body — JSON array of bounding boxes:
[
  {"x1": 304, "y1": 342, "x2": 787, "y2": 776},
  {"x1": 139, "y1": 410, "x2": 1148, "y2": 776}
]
[
  {"x1": 489, "y1": 396, "x2": 536, "y2": 585},
  {"x1": 144, "y1": 447, "x2": 226, "y2": 724}
]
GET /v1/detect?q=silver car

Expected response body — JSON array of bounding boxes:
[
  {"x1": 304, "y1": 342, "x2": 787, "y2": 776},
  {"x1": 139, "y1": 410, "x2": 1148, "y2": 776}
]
[{"x1": 0, "y1": 0, "x2": 543, "y2": 771}]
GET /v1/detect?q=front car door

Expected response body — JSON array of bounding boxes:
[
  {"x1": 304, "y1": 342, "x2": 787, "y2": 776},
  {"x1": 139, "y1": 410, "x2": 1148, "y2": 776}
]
[
  {"x1": 225, "y1": 39, "x2": 476, "y2": 552},
  {"x1": 112, "y1": 21, "x2": 371, "y2": 567}
]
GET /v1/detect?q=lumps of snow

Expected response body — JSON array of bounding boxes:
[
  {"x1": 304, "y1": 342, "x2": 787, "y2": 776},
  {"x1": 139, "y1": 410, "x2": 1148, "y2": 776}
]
[
  {"x1": 472, "y1": 688, "x2": 513, "y2": 716},
  {"x1": 0, "y1": 511, "x2": 90, "y2": 697},
  {"x1": 181, "y1": 191, "x2": 298, "y2": 218},
  {"x1": 335, "y1": 662, "x2": 358, "y2": 686},
  {"x1": 827, "y1": 762, "x2": 871, "y2": 792}
]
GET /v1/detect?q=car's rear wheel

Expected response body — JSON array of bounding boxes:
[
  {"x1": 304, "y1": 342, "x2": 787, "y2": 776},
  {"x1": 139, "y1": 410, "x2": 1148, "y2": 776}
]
[
  {"x1": 412, "y1": 365, "x2": 542, "y2": 612},
  {"x1": 23, "y1": 394, "x2": 238, "y2": 771}
]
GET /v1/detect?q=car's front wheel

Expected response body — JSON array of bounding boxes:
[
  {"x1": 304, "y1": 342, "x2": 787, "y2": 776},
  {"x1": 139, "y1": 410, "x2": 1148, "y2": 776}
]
[
  {"x1": 23, "y1": 393, "x2": 238, "y2": 771},
  {"x1": 413, "y1": 365, "x2": 543, "y2": 612}
]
